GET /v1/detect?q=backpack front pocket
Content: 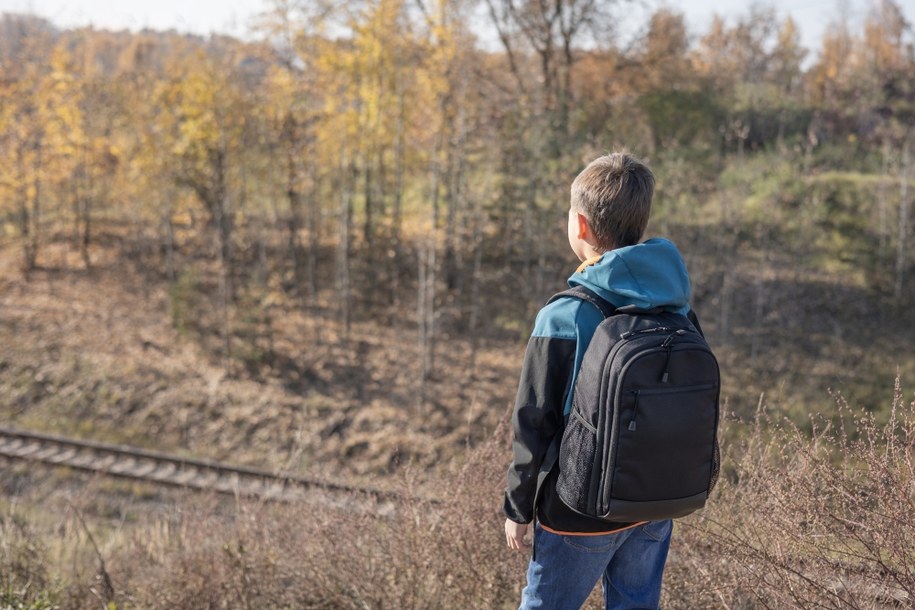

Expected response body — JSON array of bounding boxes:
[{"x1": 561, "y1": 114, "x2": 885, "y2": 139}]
[{"x1": 606, "y1": 382, "x2": 718, "y2": 507}]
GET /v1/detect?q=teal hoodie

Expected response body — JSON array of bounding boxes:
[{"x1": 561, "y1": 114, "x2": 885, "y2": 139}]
[
  {"x1": 568, "y1": 237, "x2": 691, "y2": 315},
  {"x1": 504, "y1": 237, "x2": 696, "y2": 531},
  {"x1": 532, "y1": 237, "x2": 692, "y2": 416}
]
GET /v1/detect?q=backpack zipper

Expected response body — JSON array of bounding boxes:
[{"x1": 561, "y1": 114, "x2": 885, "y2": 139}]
[
  {"x1": 628, "y1": 391, "x2": 640, "y2": 431},
  {"x1": 628, "y1": 382, "x2": 717, "y2": 432},
  {"x1": 636, "y1": 382, "x2": 718, "y2": 395},
  {"x1": 620, "y1": 326, "x2": 672, "y2": 340}
]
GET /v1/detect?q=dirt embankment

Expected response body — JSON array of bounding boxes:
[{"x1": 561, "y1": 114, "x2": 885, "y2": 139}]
[{"x1": 0, "y1": 234, "x2": 522, "y2": 488}]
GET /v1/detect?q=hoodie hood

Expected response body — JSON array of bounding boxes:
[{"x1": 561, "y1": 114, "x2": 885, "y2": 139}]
[{"x1": 568, "y1": 238, "x2": 691, "y2": 314}]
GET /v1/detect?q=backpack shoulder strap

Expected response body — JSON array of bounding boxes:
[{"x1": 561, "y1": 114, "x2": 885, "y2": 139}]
[
  {"x1": 687, "y1": 309, "x2": 705, "y2": 338},
  {"x1": 547, "y1": 285, "x2": 616, "y2": 318},
  {"x1": 548, "y1": 286, "x2": 668, "y2": 317},
  {"x1": 532, "y1": 285, "x2": 614, "y2": 501}
]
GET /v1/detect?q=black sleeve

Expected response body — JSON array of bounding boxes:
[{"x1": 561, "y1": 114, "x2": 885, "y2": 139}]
[{"x1": 503, "y1": 335, "x2": 576, "y2": 524}]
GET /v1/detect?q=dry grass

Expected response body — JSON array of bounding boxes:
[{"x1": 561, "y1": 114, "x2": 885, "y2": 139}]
[
  {"x1": 3, "y1": 381, "x2": 913, "y2": 609},
  {"x1": 664, "y1": 380, "x2": 915, "y2": 609},
  {"x1": 0, "y1": 513, "x2": 54, "y2": 609},
  {"x1": 106, "y1": 420, "x2": 525, "y2": 610}
]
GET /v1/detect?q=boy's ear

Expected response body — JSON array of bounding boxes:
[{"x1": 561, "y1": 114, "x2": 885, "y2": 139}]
[{"x1": 576, "y1": 212, "x2": 591, "y2": 240}]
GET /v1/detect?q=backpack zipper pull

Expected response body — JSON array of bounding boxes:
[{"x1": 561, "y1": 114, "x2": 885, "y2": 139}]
[
  {"x1": 660, "y1": 330, "x2": 685, "y2": 383},
  {"x1": 629, "y1": 390, "x2": 640, "y2": 431}
]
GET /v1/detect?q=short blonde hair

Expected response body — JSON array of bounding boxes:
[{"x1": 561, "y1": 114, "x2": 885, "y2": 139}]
[{"x1": 570, "y1": 153, "x2": 654, "y2": 250}]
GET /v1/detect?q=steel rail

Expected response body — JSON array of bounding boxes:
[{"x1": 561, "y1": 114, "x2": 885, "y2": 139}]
[{"x1": 0, "y1": 425, "x2": 406, "y2": 503}]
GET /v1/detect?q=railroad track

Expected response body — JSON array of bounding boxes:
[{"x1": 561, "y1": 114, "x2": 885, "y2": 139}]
[{"x1": 0, "y1": 425, "x2": 402, "y2": 505}]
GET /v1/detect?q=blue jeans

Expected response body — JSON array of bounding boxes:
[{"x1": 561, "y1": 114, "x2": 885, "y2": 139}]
[{"x1": 519, "y1": 520, "x2": 672, "y2": 610}]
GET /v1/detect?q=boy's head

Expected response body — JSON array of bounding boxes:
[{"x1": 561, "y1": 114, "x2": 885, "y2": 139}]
[{"x1": 569, "y1": 153, "x2": 654, "y2": 256}]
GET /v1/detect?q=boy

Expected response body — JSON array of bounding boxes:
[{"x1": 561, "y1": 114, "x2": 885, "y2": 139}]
[{"x1": 504, "y1": 152, "x2": 694, "y2": 609}]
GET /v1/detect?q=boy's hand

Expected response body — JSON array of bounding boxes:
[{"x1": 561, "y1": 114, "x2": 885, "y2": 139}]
[{"x1": 504, "y1": 519, "x2": 531, "y2": 551}]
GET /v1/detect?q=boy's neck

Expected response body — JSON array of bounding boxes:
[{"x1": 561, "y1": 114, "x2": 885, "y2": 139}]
[{"x1": 579, "y1": 237, "x2": 613, "y2": 261}]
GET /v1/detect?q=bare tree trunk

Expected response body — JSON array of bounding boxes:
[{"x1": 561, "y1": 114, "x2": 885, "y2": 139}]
[
  {"x1": 306, "y1": 151, "x2": 320, "y2": 307},
  {"x1": 80, "y1": 193, "x2": 91, "y2": 269},
  {"x1": 538, "y1": 44, "x2": 555, "y2": 117},
  {"x1": 74, "y1": 140, "x2": 92, "y2": 268},
  {"x1": 18, "y1": 193, "x2": 35, "y2": 273},
  {"x1": 522, "y1": 122, "x2": 550, "y2": 309},
  {"x1": 287, "y1": 186, "x2": 302, "y2": 284},
  {"x1": 362, "y1": 67, "x2": 383, "y2": 258},
  {"x1": 443, "y1": 152, "x2": 458, "y2": 295},
  {"x1": 363, "y1": 151, "x2": 375, "y2": 255},
  {"x1": 217, "y1": 229, "x2": 232, "y2": 374},
  {"x1": 16, "y1": 140, "x2": 38, "y2": 275},
  {"x1": 776, "y1": 108, "x2": 788, "y2": 153},
  {"x1": 735, "y1": 119, "x2": 749, "y2": 161},
  {"x1": 418, "y1": 237, "x2": 437, "y2": 402},
  {"x1": 24, "y1": 141, "x2": 42, "y2": 274},
  {"x1": 163, "y1": 207, "x2": 176, "y2": 284},
  {"x1": 716, "y1": 174, "x2": 734, "y2": 346},
  {"x1": 393, "y1": 74, "x2": 406, "y2": 244},
  {"x1": 879, "y1": 137, "x2": 891, "y2": 259},
  {"x1": 895, "y1": 138, "x2": 911, "y2": 302},
  {"x1": 803, "y1": 113, "x2": 819, "y2": 173},
  {"x1": 535, "y1": 209, "x2": 547, "y2": 298},
  {"x1": 71, "y1": 181, "x2": 81, "y2": 257},
  {"x1": 445, "y1": 58, "x2": 471, "y2": 305},
  {"x1": 337, "y1": 157, "x2": 354, "y2": 343},
  {"x1": 76, "y1": 160, "x2": 91, "y2": 269},
  {"x1": 467, "y1": 208, "x2": 485, "y2": 371},
  {"x1": 212, "y1": 145, "x2": 233, "y2": 373},
  {"x1": 750, "y1": 225, "x2": 769, "y2": 366},
  {"x1": 256, "y1": 200, "x2": 275, "y2": 365},
  {"x1": 719, "y1": 269, "x2": 733, "y2": 346},
  {"x1": 285, "y1": 129, "x2": 303, "y2": 289},
  {"x1": 559, "y1": 33, "x2": 573, "y2": 139},
  {"x1": 419, "y1": 127, "x2": 444, "y2": 392}
]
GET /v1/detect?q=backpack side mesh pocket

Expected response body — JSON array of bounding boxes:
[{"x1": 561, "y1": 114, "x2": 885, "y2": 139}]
[{"x1": 555, "y1": 408, "x2": 600, "y2": 515}]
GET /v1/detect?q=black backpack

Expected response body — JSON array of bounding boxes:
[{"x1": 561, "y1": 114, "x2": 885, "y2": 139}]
[{"x1": 550, "y1": 286, "x2": 720, "y2": 523}]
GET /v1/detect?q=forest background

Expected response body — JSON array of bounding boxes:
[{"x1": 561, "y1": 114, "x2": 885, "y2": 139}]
[{"x1": 1, "y1": 0, "x2": 914, "y2": 608}]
